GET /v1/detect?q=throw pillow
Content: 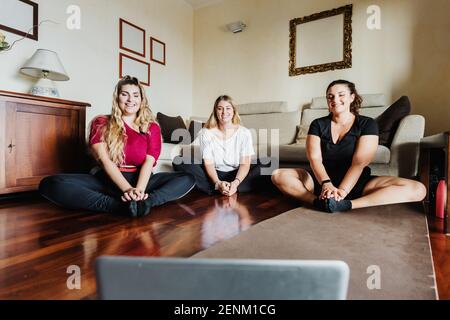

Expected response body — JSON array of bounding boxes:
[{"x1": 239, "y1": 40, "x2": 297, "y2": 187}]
[
  {"x1": 188, "y1": 120, "x2": 205, "y2": 143},
  {"x1": 376, "y1": 96, "x2": 411, "y2": 147},
  {"x1": 295, "y1": 124, "x2": 310, "y2": 145},
  {"x1": 156, "y1": 112, "x2": 187, "y2": 144}
]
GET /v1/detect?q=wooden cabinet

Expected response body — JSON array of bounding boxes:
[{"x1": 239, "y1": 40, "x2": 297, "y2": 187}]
[{"x1": 0, "y1": 90, "x2": 90, "y2": 194}]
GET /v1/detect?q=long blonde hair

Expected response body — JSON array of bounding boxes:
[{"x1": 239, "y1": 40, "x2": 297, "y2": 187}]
[
  {"x1": 205, "y1": 95, "x2": 241, "y2": 129},
  {"x1": 103, "y1": 76, "x2": 156, "y2": 165}
]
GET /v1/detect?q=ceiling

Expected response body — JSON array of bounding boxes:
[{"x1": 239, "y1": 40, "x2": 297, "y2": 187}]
[{"x1": 184, "y1": 0, "x2": 224, "y2": 10}]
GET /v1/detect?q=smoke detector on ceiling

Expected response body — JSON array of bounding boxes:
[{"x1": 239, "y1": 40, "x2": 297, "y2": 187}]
[{"x1": 226, "y1": 21, "x2": 247, "y2": 33}]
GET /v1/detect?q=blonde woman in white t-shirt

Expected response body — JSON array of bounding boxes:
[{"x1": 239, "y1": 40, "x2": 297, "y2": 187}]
[{"x1": 173, "y1": 95, "x2": 274, "y2": 196}]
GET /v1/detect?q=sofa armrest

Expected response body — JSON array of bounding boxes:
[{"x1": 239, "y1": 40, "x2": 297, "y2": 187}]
[{"x1": 389, "y1": 114, "x2": 425, "y2": 177}]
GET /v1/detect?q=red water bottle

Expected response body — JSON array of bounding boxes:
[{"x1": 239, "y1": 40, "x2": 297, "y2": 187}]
[{"x1": 436, "y1": 180, "x2": 447, "y2": 219}]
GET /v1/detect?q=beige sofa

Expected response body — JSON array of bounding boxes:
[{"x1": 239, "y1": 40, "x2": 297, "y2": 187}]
[{"x1": 156, "y1": 94, "x2": 425, "y2": 178}]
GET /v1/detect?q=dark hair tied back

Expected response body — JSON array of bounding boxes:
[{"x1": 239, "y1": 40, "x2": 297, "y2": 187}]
[{"x1": 326, "y1": 79, "x2": 363, "y2": 115}]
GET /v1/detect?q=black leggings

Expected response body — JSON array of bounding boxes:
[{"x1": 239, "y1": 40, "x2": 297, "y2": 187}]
[
  {"x1": 39, "y1": 170, "x2": 196, "y2": 215},
  {"x1": 172, "y1": 156, "x2": 277, "y2": 195}
]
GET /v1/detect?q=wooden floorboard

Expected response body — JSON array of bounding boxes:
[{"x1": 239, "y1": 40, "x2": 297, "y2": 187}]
[
  {"x1": 0, "y1": 191, "x2": 448, "y2": 299},
  {"x1": 427, "y1": 216, "x2": 450, "y2": 300},
  {"x1": 0, "y1": 191, "x2": 297, "y2": 299}
]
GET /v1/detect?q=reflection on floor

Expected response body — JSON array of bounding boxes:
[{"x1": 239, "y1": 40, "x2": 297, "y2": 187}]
[
  {"x1": 0, "y1": 191, "x2": 448, "y2": 299},
  {"x1": 0, "y1": 190, "x2": 297, "y2": 299},
  {"x1": 200, "y1": 194, "x2": 253, "y2": 249}
]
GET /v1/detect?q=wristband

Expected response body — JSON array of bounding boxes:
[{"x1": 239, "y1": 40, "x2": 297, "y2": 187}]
[
  {"x1": 234, "y1": 178, "x2": 241, "y2": 185},
  {"x1": 321, "y1": 179, "x2": 331, "y2": 186}
]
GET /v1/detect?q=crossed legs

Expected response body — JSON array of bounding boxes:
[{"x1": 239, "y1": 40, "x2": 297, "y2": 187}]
[
  {"x1": 271, "y1": 168, "x2": 427, "y2": 211},
  {"x1": 352, "y1": 176, "x2": 426, "y2": 209},
  {"x1": 173, "y1": 156, "x2": 276, "y2": 195},
  {"x1": 271, "y1": 168, "x2": 316, "y2": 204},
  {"x1": 39, "y1": 171, "x2": 196, "y2": 216}
]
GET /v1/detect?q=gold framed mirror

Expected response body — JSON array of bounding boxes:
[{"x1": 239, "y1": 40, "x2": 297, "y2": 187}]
[{"x1": 289, "y1": 4, "x2": 352, "y2": 76}]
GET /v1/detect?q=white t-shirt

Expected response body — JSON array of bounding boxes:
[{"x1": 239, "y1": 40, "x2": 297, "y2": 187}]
[{"x1": 198, "y1": 126, "x2": 255, "y2": 172}]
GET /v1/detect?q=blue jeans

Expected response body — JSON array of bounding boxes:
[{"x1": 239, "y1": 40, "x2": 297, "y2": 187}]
[{"x1": 39, "y1": 170, "x2": 195, "y2": 215}]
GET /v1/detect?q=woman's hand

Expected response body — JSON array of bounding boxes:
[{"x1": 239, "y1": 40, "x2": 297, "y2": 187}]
[
  {"x1": 133, "y1": 188, "x2": 148, "y2": 201},
  {"x1": 218, "y1": 181, "x2": 231, "y2": 195},
  {"x1": 333, "y1": 188, "x2": 348, "y2": 201},
  {"x1": 320, "y1": 182, "x2": 338, "y2": 200},
  {"x1": 223, "y1": 180, "x2": 239, "y2": 197},
  {"x1": 121, "y1": 188, "x2": 148, "y2": 202}
]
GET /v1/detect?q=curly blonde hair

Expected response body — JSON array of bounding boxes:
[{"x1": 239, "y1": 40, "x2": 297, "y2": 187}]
[{"x1": 102, "y1": 76, "x2": 156, "y2": 165}]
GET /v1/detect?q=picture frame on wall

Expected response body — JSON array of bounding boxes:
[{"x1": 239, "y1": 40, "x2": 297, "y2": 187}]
[
  {"x1": 119, "y1": 52, "x2": 151, "y2": 86},
  {"x1": 119, "y1": 18, "x2": 146, "y2": 57},
  {"x1": 0, "y1": 0, "x2": 39, "y2": 41},
  {"x1": 289, "y1": 4, "x2": 352, "y2": 76},
  {"x1": 150, "y1": 37, "x2": 166, "y2": 65}
]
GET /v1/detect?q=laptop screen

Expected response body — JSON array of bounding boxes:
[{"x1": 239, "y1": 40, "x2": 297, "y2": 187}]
[{"x1": 96, "y1": 256, "x2": 349, "y2": 300}]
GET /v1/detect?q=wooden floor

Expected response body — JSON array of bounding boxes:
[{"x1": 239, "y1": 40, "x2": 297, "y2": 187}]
[
  {"x1": 0, "y1": 191, "x2": 448, "y2": 300},
  {"x1": 427, "y1": 216, "x2": 450, "y2": 299}
]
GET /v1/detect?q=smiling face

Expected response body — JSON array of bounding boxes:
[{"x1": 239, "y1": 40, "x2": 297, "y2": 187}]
[
  {"x1": 215, "y1": 100, "x2": 234, "y2": 125},
  {"x1": 326, "y1": 84, "x2": 355, "y2": 115},
  {"x1": 118, "y1": 84, "x2": 142, "y2": 116}
]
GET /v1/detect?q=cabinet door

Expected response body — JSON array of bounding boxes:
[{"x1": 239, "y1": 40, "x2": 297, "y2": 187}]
[{"x1": 4, "y1": 102, "x2": 81, "y2": 191}]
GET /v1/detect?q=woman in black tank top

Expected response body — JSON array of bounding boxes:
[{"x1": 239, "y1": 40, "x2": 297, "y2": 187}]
[{"x1": 272, "y1": 80, "x2": 426, "y2": 213}]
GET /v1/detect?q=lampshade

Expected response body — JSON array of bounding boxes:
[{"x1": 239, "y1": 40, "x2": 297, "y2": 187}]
[{"x1": 20, "y1": 49, "x2": 69, "y2": 81}]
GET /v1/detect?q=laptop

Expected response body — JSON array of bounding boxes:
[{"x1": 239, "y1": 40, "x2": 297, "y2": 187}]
[{"x1": 96, "y1": 256, "x2": 350, "y2": 300}]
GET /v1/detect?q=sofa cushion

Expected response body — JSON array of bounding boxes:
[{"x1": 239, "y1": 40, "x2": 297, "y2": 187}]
[
  {"x1": 376, "y1": 96, "x2": 411, "y2": 147},
  {"x1": 359, "y1": 106, "x2": 388, "y2": 119},
  {"x1": 240, "y1": 110, "x2": 300, "y2": 145},
  {"x1": 297, "y1": 109, "x2": 329, "y2": 143},
  {"x1": 174, "y1": 141, "x2": 390, "y2": 165},
  {"x1": 277, "y1": 143, "x2": 390, "y2": 164},
  {"x1": 156, "y1": 112, "x2": 187, "y2": 144},
  {"x1": 301, "y1": 106, "x2": 388, "y2": 127},
  {"x1": 278, "y1": 144, "x2": 309, "y2": 162},
  {"x1": 159, "y1": 142, "x2": 183, "y2": 161},
  {"x1": 237, "y1": 101, "x2": 289, "y2": 115},
  {"x1": 310, "y1": 93, "x2": 386, "y2": 109},
  {"x1": 295, "y1": 124, "x2": 309, "y2": 144},
  {"x1": 303, "y1": 94, "x2": 388, "y2": 145},
  {"x1": 373, "y1": 145, "x2": 391, "y2": 163},
  {"x1": 300, "y1": 108, "x2": 329, "y2": 127},
  {"x1": 297, "y1": 106, "x2": 388, "y2": 144},
  {"x1": 177, "y1": 143, "x2": 203, "y2": 164},
  {"x1": 188, "y1": 120, "x2": 205, "y2": 143}
]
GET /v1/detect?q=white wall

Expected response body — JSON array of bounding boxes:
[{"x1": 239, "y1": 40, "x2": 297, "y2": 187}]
[
  {"x1": 0, "y1": 0, "x2": 193, "y2": 128},
  {"x1": 193, "y1": 0, "x2": 450, "y2": 135},
  {"x1": 2, "y1": 0, "x2": 449, "y2": 135}
]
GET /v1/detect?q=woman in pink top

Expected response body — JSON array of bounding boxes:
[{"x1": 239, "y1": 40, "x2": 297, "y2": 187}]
[{"x1": 39, "y1": 76, "x2": 195, "y2": 217}]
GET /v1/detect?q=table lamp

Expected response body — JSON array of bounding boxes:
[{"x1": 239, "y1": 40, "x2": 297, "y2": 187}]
[{"x1": 20, "y1": 49, "x2": 70, "y2": 98}]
